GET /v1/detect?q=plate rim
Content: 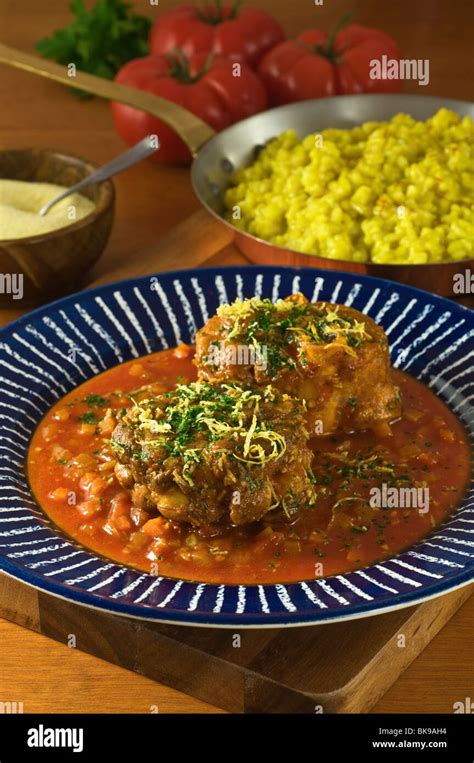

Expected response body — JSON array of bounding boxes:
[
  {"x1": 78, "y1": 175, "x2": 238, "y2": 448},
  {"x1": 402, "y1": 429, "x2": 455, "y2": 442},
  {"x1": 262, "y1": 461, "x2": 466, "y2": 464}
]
[{"x1": 0, "y1": 564, "x2": 472, "y2": 629}]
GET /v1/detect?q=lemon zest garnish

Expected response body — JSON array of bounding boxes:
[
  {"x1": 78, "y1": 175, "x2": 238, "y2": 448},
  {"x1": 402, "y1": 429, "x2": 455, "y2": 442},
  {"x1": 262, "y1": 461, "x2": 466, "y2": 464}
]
[
  {"x1": 217, "y1": 296, "x2": 371, "y2": 360},
  {"x1": 234, "y1": 429, "x2": 287, "y2": 464},
  {"x1": 130, "y1": 381, "x2": 288, "y2": 471}
]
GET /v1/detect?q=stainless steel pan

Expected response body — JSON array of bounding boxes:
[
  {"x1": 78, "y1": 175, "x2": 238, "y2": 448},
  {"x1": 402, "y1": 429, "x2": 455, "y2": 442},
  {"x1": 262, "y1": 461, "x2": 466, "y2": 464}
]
[{"x1": 1, "y1": 44, "x2": 472, "y2": 296}]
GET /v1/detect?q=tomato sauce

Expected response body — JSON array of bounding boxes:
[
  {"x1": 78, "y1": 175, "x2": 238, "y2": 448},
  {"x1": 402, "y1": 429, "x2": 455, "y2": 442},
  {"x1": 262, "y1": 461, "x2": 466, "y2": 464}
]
[{"x1": 27, "y1": 347, "x2": 471, "y2": 585}]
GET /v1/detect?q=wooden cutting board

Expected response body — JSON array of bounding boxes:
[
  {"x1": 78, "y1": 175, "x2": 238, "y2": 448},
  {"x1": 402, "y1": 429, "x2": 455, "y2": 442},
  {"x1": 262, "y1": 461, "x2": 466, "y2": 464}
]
[
  {"x1": 0, "y1": 208, "x2": 472, "y2": 713},
  {"x1": 0, "y1": 574, "x2": 471, "y2": 713}
]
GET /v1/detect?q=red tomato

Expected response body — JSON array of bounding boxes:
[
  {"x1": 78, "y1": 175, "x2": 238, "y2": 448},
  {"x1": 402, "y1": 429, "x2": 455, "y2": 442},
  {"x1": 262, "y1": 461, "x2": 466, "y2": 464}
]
[
  {"x1": 111, "y1": 51, "x2": 268, "y2": 164},
  {"x1": 149, "y1": 2, "x2": 284, "y2": 68},
  {"x1": 258, "y1": 22, "x2": 402, "y2": 105}
]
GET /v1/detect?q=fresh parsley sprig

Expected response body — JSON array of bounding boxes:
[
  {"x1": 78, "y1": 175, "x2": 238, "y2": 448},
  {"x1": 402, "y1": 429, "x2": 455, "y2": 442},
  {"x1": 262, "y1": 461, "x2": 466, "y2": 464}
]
[{"x1": 36, "y1": 0, "x2": 152, "y2": 97}]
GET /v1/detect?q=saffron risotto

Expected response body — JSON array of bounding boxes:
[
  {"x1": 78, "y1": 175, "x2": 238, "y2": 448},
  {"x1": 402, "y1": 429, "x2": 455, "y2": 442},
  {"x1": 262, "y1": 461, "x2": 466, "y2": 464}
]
[{"x1": 224, "y1": 109, "x2": 474, "y2": 264}]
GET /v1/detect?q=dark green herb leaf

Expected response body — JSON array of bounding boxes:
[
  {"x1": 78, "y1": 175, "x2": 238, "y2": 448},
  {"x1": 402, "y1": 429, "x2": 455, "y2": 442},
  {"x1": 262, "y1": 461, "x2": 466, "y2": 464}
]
[
  {"x1": 78, "y1": 411, "x2": 100, "y2": 424},
  {"x1": 36, "y1": 0, "x2": 152, "y2": 97},
  {"x1": 84, "y1": 394, "x2": 108, "y2": 408}
]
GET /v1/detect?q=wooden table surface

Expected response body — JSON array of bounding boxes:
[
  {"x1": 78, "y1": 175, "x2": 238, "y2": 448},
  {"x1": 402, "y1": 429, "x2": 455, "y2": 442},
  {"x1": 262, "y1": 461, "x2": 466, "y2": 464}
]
[{"x1": 0, "y1": 0, "x2": 472, "y2": 714}]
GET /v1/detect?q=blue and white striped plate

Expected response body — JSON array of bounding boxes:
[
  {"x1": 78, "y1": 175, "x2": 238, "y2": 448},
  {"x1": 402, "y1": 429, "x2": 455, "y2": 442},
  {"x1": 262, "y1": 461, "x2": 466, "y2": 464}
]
[{"x1": 0, "y1": 266, "x2": 472, "y2": 627}]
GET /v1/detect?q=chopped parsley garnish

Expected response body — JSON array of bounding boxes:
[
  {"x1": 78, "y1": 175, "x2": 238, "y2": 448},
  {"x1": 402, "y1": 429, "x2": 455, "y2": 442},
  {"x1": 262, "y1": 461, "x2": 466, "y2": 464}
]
[
  {"x1": 83, "y1": 394, "x2": 108, "y2": 408},
  {"x1": 212, "y1": 296, "x2": 372, "y2": 380},
  {"x1": 78, "y1": 411, "x2": 100, "y2": 425},
  {"x1": 112, "y1": 381, "x2": 302, "y2": 498},
  {"x1": 36, "y1": 0, "x2": 152, "y2": 98}
]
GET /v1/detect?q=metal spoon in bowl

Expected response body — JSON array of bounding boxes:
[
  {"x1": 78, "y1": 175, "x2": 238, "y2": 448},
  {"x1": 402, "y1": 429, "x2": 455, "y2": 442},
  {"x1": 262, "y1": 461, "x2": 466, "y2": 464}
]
[{"x1": 38, "y1": 134, "x2": 159, "y2": 216}]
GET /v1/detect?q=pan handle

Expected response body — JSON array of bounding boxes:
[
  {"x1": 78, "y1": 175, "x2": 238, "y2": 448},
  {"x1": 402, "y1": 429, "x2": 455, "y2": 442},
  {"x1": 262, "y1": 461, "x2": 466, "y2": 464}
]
[{"x1": 0, "y1": 43, "x2": 216, "y2": 157}]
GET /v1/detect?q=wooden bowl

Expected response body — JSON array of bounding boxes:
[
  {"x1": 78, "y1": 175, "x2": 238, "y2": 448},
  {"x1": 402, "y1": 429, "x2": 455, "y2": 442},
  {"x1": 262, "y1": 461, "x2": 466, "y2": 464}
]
[{"x1": 0, "y1": 148, "x2": 115, "y2": 307}]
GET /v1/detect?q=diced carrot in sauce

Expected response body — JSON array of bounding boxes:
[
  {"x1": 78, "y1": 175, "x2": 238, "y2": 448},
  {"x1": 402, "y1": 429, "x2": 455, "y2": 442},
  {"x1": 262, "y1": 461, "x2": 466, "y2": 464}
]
[
  {"x1": 404, "y1": 408, "x2": 425, "y2": 422},
  {"x1": 346, "y1": 548, "x2": 362, "y2": 562},
  {"x1": 98, "y1": 460, "x2": 115, "y2": 473},
  {"x1": 51, "y1": 445, "x2": 72, "y2": 462},
  {"x1": 104, "y1": 493, "x2": 132, "y2": 537},
  {"x1": 41, "y1": 424, "x2": 57, "y2": 441},
  {"x1": 53, "y1": 407, "x2": 70, "y2": 422},
  {"x1": 142, "y1": 516, "x2": 169, "y2": 538},
  {"x1": 89, "y1": 477, "x2": 108, "y2": 498},
  {"x1": 173, "y1": 344, "x2": 193, "y2": 359},
  {"x1": 72, "y1": 453, "x2": 97, "y2": 469},
  {"x1": 400, "y1": 443, "x2": 422, "y2": 458},
  {"x1": 372, "y1": 421, "x2": 392, "y2": 438},
  {"x1": 49, "y1": 487, "x2": 69, "y2": 502},
  {"x1": 284, "y1": 539, "x2": 301, "y2": 553},
  {"x1": 129, "y1": 363, "x2": 144, "y2": 377},
  {"x1": 439, "y1": 428, "x2": 455, "y2": 442},
  {"x1": 99, "y1": 413, "x2": 116, "y2": 436},
  {"x1": 77, "y1": 498, "x2": 103, "y2": 518},
  {"x1": 79, "y1": 423, "x2": 96, "y2": 436},
  {"x1": 124, "y1": 532, "x2": 149, "y2": 553},
  {"x1": 418, "y1": 452, "x2": 437, "y2": 467}
]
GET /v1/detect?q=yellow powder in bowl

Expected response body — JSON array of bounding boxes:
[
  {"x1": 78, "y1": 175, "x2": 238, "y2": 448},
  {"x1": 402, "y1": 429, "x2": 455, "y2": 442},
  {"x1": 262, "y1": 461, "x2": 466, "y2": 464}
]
[{"x1": 0, "y1": 179, "x2": 96, "y2": 240}]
